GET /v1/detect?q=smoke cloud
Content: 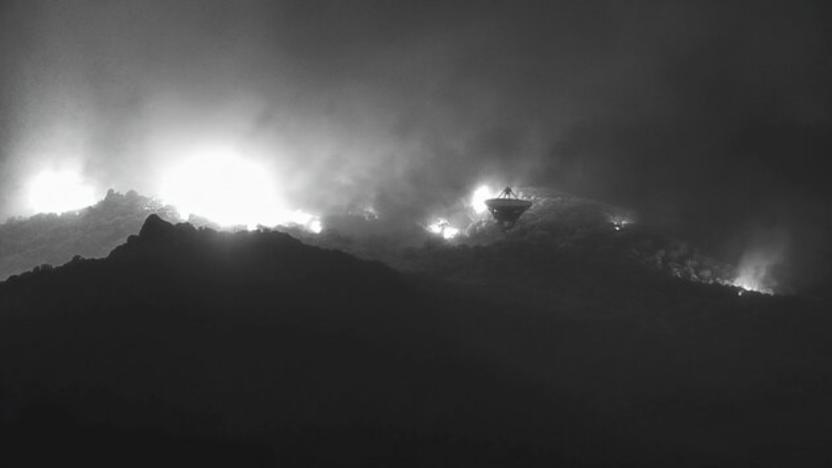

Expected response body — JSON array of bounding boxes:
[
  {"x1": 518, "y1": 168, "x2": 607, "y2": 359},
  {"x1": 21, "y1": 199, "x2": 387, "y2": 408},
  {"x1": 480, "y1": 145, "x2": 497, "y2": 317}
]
[{"x1": 1, "y1": 1, "x2": 831, "y2": 288}]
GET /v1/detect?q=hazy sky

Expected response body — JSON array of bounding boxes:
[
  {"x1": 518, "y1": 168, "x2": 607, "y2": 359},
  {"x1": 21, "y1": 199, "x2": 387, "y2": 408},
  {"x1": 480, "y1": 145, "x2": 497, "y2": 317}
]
[{"x1": 1, "y1": 1, "x2": 831, "y2": 255}]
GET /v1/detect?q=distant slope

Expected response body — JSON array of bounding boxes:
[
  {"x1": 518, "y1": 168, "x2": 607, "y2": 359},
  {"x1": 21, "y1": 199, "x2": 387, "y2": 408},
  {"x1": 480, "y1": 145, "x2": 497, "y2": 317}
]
[
  {"x1": 303, "y1": 186, "x2": 739, "y2": 301},
  {"x1": 0, "y1": 190, "x2": 180, "y2": 280},
  {"x1": 1, "y1": 215, "x2": 832, "y2": 466},
  {"x1": 0, "y1": 187, "x2": 738, "y2": 291}
]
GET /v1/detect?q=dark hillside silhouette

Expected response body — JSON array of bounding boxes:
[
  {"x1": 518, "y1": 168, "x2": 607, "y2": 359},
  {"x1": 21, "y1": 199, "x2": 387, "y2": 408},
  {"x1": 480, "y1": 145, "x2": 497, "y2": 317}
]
[
  {"x1": 0, "y1": 190, "x2": 180, "y2": 281},
  {"x1": 1, "y1": 215, "x2": 832, "y2": 466}
]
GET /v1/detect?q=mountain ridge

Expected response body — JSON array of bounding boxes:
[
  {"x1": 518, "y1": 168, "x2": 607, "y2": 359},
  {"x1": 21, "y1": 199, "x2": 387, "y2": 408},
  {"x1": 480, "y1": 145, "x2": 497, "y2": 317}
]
[{"x1": 2, "y1": 214, "x2": 832, "y2": 466}]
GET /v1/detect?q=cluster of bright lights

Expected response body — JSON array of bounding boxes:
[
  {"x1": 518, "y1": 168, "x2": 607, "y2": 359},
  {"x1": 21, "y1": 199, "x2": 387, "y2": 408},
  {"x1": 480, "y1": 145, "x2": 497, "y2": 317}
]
[
  {"x1": 427, "y1": 218, "x2": 460, "y2": 240},
  {"x1": 158, "y1": 147, "x2": 321, "y2": 233},
  {"x1": 470, "y1": 185, "x2": 498, "y2": 214},
  {"x1": 25, "y1": 169, "x2": 97, "y2": 215},
  {"x1": 361, "y1": 206, "x2": 379, "y2": 221},
  {"x1": 609, "y1": 214, "x2": 634, "y2": 232}
]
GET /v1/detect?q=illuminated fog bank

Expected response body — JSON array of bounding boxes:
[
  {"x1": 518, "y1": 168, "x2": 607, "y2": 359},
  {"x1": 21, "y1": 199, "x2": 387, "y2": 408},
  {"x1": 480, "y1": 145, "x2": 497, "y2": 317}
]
[
  {"x1": 25, "y1": 169, "x2": 98, "y2": 215},
  {"x1": 158, "y1": 147, "x2": 321, "y2": 233}
]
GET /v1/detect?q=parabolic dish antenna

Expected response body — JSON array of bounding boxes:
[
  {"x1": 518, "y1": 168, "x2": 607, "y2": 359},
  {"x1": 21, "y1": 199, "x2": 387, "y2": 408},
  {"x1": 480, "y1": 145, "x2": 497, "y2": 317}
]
[{"x1": 484, "y1": 187, "x2": 532, "y2": 229}]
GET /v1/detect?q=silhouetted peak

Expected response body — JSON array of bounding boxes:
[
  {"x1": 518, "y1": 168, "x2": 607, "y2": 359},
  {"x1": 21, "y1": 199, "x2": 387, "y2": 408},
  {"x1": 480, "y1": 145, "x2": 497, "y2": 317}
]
[{"x1": 139, "y1": 214, "x2": 175, "y2": 240}]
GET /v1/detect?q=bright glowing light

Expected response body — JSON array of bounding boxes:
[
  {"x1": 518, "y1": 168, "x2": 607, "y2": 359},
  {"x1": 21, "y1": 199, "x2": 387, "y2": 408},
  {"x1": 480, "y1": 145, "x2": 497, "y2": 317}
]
[
  {"x1": 308, "y1": 218, "x2": 323, "y2": 234},
  {"x1": 361, "y1": 206, "x2": 379, "y2": 221},
  {"x1": 471, "y1": 185, "x2": 498, "y2": 214},
  {"x1": 26, "y1": 169, "x2": 97, "y2": 214},
  {"x1": 286, "y1": 209, "x2": 323, "y2": 234},
  {"x1": 428, "y1": 220, "x2": 444, "y2": 234},
  {"x1": 609, "y1": 214, "x2": 634, "y2": 231},
  {"x1": 732, "y1": 263, "x2": 774, "y2": 295},
  {"x1": 159, "y1": 147, "x2": 321, "y2": 233},
  {"x1": 442, "y1": 225, "x2": 460, "y2": 240},
  {"x1": 426, "y1": 218, "x2": 460, "y2": 240},
  {"x1": 730, "y1": 230, "x2": 787, "y2": 295}
]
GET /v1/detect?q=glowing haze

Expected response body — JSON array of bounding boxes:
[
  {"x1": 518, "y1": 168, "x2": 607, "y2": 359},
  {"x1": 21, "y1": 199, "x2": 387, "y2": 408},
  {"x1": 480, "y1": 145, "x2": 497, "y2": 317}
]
[
  {"x1": 25, "y1": 169, "x2": 98, "y2": 215},
  {"x1": 1, "y1": 1, "x2": 831, "y2": 291},
  {"x1": 427, "y1": 218, "x2": 460, "y2": 240},
  {"x1": 731, "y1": 228, "x2": 789, "y2": 295},
  {"x1": 470, "y1": 185, "x2": 499, "y2": 215},
  {"x1": 158, "y1": 146, "x2": 320, "y2": 231}
]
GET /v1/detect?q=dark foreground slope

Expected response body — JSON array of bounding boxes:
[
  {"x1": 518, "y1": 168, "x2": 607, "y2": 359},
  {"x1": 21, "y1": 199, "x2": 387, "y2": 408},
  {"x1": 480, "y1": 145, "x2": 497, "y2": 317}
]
[
  {"x1": 0, "y1": 190, "x2": 180, "y2": 281},
  {"x1": 0, "y1": 215, "x2": 577, "y2": 466},
  {"x1": 1, "y1": 216, "x2": 832, "y2": 467}
]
